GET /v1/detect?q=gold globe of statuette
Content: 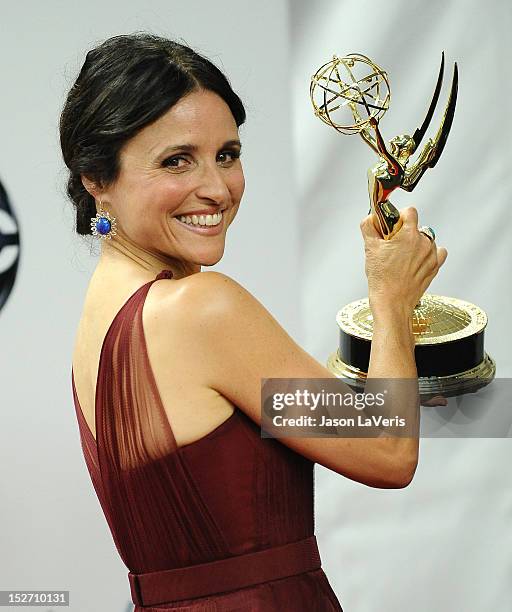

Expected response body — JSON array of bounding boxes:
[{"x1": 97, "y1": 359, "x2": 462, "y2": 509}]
[
  {"x1": 310, "y1": 52, "x2": 495, "y2": 397},
  {"x1": 310, "y1": 53, "x2": 390, "y2": 134}
]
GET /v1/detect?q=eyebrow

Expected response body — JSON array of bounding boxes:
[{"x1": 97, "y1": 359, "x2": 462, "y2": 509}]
[{"x1": 155, "y1": 139, "x2": 242, "y2": 158}]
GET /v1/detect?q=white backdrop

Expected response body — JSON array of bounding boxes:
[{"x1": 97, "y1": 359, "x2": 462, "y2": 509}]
[
  {"x1": 292, "y1": 1, "x2": 511, "y2": 610},
  {"x1": 0, "y1": 1, "x2": 510, "y2": 611}
]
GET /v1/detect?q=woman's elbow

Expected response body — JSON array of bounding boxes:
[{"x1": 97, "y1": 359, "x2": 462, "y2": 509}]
[
  {"x1": 388, "y1": 452, "x2": 418, "y2": 488},
  {"x1": 357, "y1": 457, "x2": 418, "y2": 489}
]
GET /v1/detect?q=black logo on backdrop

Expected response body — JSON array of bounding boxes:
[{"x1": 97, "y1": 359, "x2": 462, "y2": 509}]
[{"x1": 0, "y1": 178, "x2": 20, "y2": 313}]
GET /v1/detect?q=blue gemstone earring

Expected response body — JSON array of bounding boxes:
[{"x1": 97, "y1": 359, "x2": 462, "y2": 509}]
[{"x1": 90, "y1": 200, "x2": 117, "y2": 240}]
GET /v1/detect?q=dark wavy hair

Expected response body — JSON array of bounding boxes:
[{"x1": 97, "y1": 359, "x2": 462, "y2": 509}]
[{"x1": 59, "y1": 32, "x2": 246, "y2": 235}]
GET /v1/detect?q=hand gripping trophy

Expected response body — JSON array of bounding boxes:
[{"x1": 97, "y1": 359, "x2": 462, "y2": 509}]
[{"x1": 310, "y1": 52, "x2": 495, "y2": 398}]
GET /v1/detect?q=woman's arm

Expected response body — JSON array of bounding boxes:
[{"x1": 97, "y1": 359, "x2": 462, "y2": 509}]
[{"x1": 157, "y1": 272, "x2": 416, "y2": 489}]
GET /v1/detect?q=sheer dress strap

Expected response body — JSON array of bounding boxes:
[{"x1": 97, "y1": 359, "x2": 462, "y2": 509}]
[{"x1": 97, "y1": 269, "x2": 178, "y2": 470}]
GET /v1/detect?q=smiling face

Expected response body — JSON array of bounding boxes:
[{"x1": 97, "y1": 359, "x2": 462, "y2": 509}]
[{"x1": 93, "y1": 88, "x2": 245, "y2": 268}]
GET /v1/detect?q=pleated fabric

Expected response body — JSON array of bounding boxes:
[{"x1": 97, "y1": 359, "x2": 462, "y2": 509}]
[{"x1": 71, "y1": 269, "x2": 343, "y2": 611}]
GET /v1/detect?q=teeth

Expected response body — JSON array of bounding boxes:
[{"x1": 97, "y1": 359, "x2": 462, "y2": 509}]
[{"x1": 177, "y1": 212, "x2": 223, "y2": 227}]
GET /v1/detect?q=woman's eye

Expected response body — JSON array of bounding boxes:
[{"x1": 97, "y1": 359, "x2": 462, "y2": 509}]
[
  {"x1": 163, "y1": 155, "x2": 190, "y2": 169},
  {"x1": 162, "y1": 150, "x2": 241, "y2": 170},
  {"x1": 217, "y1": 150, "x2": 241, "y2": 165}
]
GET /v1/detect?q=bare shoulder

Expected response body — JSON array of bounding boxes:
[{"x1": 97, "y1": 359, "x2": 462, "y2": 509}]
[
  {"x1": 144, "y1": 270, "x2": 259, "y2": 366},
  {"x1": 156, "y1": 271, "x2": 269, "y2": 332},
  {"x1": 148, "y1": 269, "x2": 304, "y2": 393},
  {"x1": 172, "y1": 271, "x2": 257, "y2": 312}
]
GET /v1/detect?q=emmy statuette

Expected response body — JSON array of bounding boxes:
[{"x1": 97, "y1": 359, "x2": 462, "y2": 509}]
[{"x1": 310, "y1": 52, "x2": 495, "y2": 398}]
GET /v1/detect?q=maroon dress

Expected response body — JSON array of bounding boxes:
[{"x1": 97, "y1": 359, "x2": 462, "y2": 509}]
[{"x1": 71, "y1": 269, "x2": 343, "y2": 611}]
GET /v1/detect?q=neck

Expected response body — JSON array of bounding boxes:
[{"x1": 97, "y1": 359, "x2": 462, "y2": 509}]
[{"x1": 98, "y1": 232, "x2": 200, "y2": 280}]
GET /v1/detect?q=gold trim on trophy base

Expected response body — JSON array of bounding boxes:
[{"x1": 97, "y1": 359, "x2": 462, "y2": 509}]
[
  {"x1": 336, "y1": 294, "x2": 488, "y2": 344},
  {"x1": 327, "y1": 349, "x2": 496, "y2": 398}
]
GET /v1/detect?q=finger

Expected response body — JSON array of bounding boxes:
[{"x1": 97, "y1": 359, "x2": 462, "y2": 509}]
[
  {"x1": 418, "y1": 250, "x2": 445, "y2": 293},
  {"x1": 417, "y1": 258, "x2": 439, "y2": 294},
  {"x1": 437, "y1": 246, "x2": 448, "y2": 267},
  {"x1": 400, "y1": 206, "x2": 418, "y2": 229},
  {"x1": 412, "y1": 234, "x2": 436, "y2": 275},
  {"x1": 421, "y1": 395, "x2": 448, "y2": 407},
  {"x1": 415, "y1": 245, "x2": 438, "y2": 278},
  {"x1": 360, "y1": 214, "x2": 381, "y2": 239},
  {"x1": 419, "y1": 231, "x2": 435, "y2": 246}
]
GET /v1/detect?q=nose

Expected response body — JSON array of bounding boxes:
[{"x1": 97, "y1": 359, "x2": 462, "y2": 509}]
[{"x1": 195, "y1": 161, "x2": 231, "y2": 205}]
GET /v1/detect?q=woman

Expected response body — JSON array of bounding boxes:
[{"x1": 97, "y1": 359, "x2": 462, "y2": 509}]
[{"x1": 62, "y1": 33, "x2": 447, "y2": 611}]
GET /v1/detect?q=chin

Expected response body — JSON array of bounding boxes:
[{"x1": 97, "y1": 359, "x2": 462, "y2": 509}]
[
  {"x1": 194, "y1": 247, "x2": 225, "y2": 267},
  {"x1": 199, "y1": 254, "x2": 224, "y2": 267}
]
